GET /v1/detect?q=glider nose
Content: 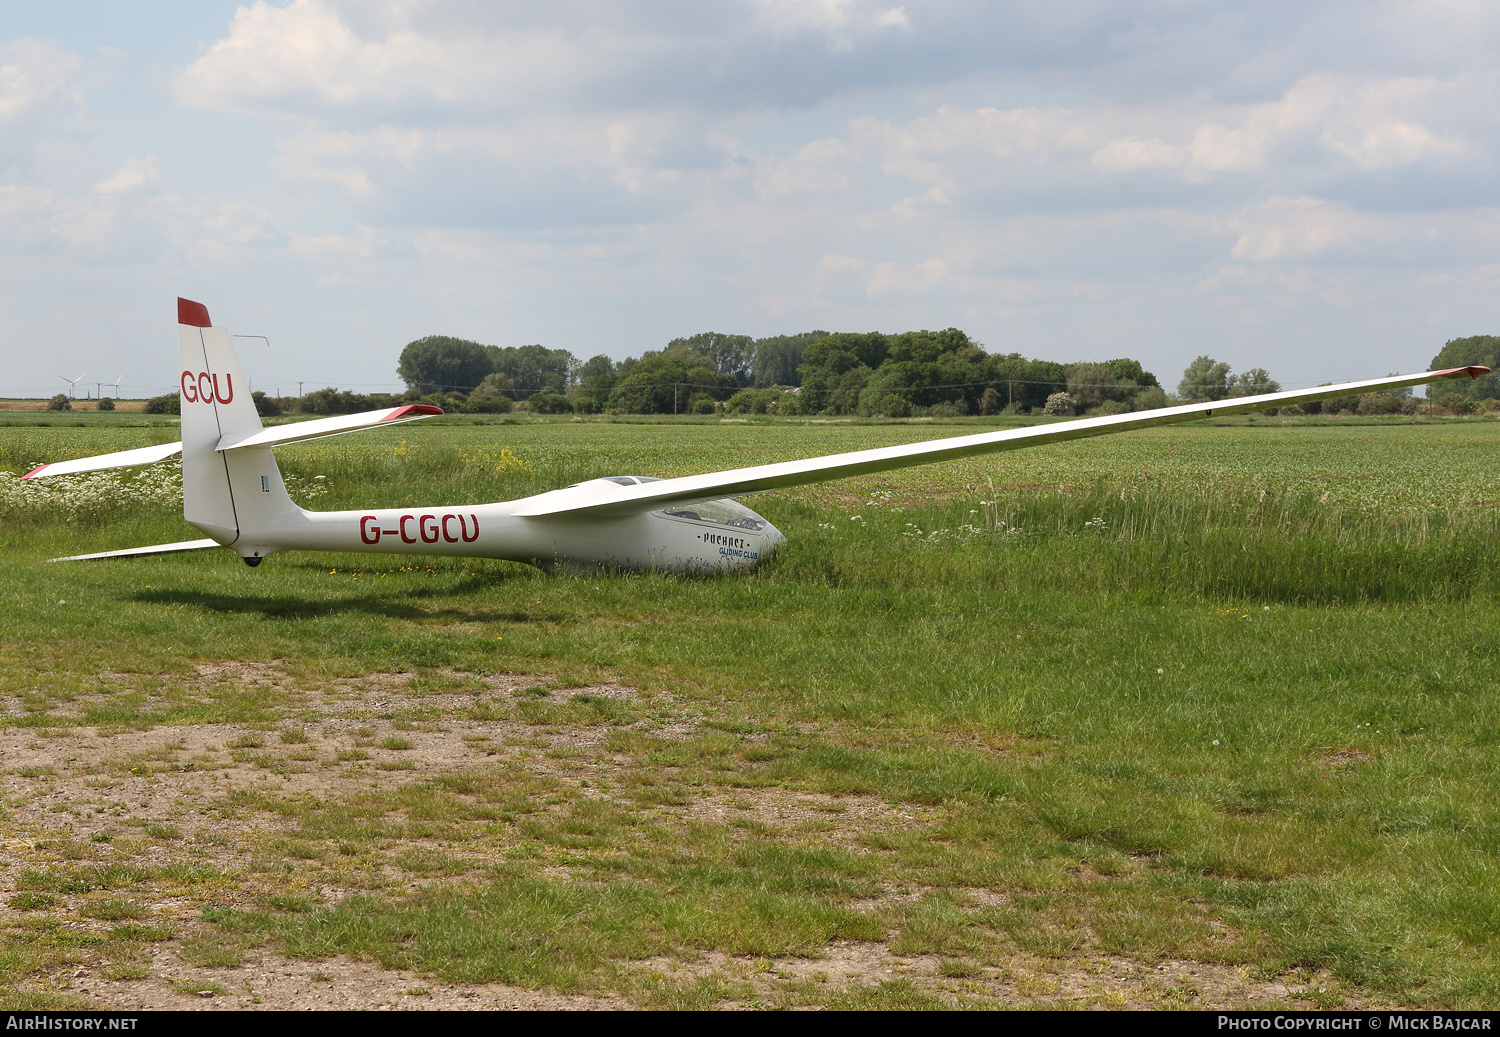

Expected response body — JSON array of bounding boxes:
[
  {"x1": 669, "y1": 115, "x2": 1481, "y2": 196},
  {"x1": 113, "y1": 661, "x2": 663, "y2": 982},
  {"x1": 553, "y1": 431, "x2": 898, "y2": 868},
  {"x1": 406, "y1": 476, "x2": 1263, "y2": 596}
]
[{"x1": 759, "y1": 518, "x2": 786, "y2": 558}]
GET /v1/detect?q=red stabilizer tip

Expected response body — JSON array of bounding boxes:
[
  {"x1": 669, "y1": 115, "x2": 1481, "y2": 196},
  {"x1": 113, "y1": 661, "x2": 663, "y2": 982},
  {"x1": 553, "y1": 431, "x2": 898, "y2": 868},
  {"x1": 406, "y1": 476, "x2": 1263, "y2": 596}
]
[
  {"x1": 21, "y1": 464, "x2": 48, "y2": 480},
  {"x1": 1434, "y1": 365, "x2": 1491, "y2": 379},
  {"x1": 379, "y1": 404, "x2": 445, "y2": 421},
  {"x1": 177, "y1": 298, "x2": 212, "y2": 327}
]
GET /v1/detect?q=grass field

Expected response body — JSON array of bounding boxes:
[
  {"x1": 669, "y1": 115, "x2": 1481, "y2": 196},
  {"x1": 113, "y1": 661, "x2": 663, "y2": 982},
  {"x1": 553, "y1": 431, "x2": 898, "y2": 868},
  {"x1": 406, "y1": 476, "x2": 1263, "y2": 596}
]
[{"x1": 0, "y1": 411, "x2": 1497, "y2": 1009}]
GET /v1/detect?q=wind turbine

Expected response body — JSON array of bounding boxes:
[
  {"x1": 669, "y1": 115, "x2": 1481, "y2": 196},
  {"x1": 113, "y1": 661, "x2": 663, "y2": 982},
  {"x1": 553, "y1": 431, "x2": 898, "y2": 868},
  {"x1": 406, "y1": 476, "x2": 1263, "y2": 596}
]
[
  {"x1": 107, "y1": 374, "x2": 123, "y2": 399},
  {"x1": 59, "y1": 372, "x2": 86, "y2": 399}
]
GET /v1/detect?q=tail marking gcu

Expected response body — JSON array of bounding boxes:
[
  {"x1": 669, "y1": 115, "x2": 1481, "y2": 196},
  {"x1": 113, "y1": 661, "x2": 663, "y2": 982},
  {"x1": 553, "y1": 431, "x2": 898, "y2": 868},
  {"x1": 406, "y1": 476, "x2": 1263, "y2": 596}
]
[{"x1": 180, "y1": 371, "x2": 233, "y2": 404}]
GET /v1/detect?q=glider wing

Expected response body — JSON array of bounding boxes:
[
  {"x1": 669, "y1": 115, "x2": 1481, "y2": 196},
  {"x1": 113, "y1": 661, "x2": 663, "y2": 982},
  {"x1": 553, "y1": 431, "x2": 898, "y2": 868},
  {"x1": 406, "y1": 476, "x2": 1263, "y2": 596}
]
[
  {"x1": 513, "y1": 367, "x2": 1490, "y2": 520},
  {"x1": 23, "y1": 442, "x2": 184, "y2": 480},
  {"x1": 48, "y1": 539, "x2": 221, "y2": 562}
]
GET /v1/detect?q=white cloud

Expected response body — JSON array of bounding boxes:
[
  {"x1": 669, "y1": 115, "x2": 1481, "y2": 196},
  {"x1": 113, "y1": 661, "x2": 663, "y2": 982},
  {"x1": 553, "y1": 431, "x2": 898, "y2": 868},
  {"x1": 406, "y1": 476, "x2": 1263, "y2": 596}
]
[
  {"x1": 753, "y1": 0, "x2": 913, "y2": 48},
  {"x1": 1228, "y1": 196, "x2": 1371, "y2": 261},
  {"x1": 0, "y1": 37, "x2": 82, "y2": 121},
  {"x1": 753, "y1": 138, "x2": 858, "y2": 199},
  {"x1": 269, "y1": 111, "x2": 685, "y2": 202},
  {"x1": 849, "y1": 74, "x2": 1485, "y2": 197},
  {"x1": 172, "y1": 0, "x2": 550, "y2": 111},
  {"x1": 1091, "y1": 136, "x2": 1185, "y2": 174},
  {"x1": 92, "y1": 156, "x2": 159, "y2": 195},
  {"x1": 171, "y1": 0, "x2": 936, "y2": 119}
]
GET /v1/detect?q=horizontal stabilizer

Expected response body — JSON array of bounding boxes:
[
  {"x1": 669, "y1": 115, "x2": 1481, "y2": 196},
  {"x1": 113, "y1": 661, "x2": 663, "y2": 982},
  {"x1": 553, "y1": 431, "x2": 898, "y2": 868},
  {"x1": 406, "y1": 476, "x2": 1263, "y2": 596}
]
[
  {"x1": 23, "y1": 405, "x2": 443, "y2": 480},
  {"x1": 24, "y1": 442, "x2": 183, "y2": 480},
  {"x1": 48, "y1": 539, "x2": 221, "y2": 563},
  {"x1": 216, "y1": 404, "x2": 444, "y2": 452},
  {"x1": 514, "y1": 366, "x2": 1491, "y2": 520}
]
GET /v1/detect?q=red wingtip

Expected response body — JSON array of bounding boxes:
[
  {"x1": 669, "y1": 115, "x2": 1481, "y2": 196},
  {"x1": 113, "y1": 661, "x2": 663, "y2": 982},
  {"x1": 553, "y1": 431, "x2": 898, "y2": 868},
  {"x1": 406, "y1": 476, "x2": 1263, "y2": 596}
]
[
  {"x1": 379, "y1": 404, "x2": 445, "y2": 421},
  {"x1": 21, "y1": 464, "x2": 48, "y2": 480},
  {"x1": 177, "y1": 298, "x2": 211, "y2": 327},
  {"x1": 1433, "y1": 365, "x2": 1491, "y2": 379}
]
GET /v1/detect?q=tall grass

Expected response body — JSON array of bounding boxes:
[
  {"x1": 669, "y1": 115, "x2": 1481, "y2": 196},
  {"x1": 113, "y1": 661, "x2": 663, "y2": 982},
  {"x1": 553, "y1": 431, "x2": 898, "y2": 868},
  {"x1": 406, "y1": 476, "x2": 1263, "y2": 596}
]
[
  {"x1": 773, "y1": 477, "x2": 1500, "y2": 603},
  {"x1": 4, "y1": 417, "x2": 1500, "y2": 1005},
  {"x1": 5, "y1": 421, "x2": 1499, "y2": 604}
]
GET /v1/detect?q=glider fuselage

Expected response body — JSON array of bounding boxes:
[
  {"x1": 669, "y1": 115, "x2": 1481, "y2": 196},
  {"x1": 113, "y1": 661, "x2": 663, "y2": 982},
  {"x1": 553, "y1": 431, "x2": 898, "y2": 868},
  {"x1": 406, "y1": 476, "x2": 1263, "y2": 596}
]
[{"x1": 225, "y1": 479, "x2": 783, "y2": 573}]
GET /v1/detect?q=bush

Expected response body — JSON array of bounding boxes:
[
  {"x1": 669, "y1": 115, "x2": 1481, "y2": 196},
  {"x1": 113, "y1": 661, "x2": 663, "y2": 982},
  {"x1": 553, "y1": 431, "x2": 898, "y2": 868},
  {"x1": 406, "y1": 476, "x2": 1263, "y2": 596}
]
[
  {"x1": 856, "y1": 389, "x2": 912, "y2": 417},
  {"x1": 914, "y1": 401, "x2": 968, "y2": 418},
  {"x1": 1356, "y1": 393, "x2": 1402, "y2": 416},
  {"x1": 417, "y1": 392, "x2": 465, "y2": 412},
  {"x1": 978, "y1": 387, "x2": 1002, "y2": 416},
  {"x1": 1280, "y1": 399, "x2": 1321, "y2": 416},
  {"x1": 143, "y1": 394, "x2": 179, "y2": 415},
  {"x1": 527, "y1": 391, "x2": 574, "y2": 414},
  {"x1": 96, "y1": 396, "x2": 115, "y2": 412},
  {"x1": 726, "y1": 387, "x2": 801, "y2": 415},
  {"x1": 1043, "y1": 391, "x2": 1076, "y2": 416},
  {"x1": 1432, "y1": 394, "x2": 1484, "y2": 415},
  {"x1": 1132, "y1": 385, "x2": 1168, "y2": 411},
  {"x1": 689, "y1": 394, "x2": 715, "y2": 415},
  {"x1": 727, "y1": 388, "x2": 773, "y2": 414},
  {"x1": 473, "y1": 372, "x2": 512, "y2": 398},
  {"x1": 1433, "y1": 393, "x2": 1465, "y2": 415},
  {"x1": 296, "y1": 387, "x2": 400, "y2": 415},
  {"x1": 251, "y1": 391, "x2": 282, "y2": 417},
  {"x1": 463, "y1": 393, "x2": 513, "y2": 414},
  {"x1": 46, "y1": 394, "x2": 70, "y2": 411}
]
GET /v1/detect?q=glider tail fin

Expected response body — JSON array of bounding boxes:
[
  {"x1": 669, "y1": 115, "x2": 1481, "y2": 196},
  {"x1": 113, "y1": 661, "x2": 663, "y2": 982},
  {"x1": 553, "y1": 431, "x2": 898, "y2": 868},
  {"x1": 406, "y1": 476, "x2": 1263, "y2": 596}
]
[{"x1": 177, "y1": 298, "x2": 299, "y2": 562}]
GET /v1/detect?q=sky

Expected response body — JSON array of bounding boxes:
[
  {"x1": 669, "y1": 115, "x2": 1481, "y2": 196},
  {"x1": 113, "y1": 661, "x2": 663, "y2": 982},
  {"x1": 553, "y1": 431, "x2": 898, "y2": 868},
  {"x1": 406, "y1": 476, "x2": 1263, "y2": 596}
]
[{"x1": 3, "y1": 0, "x2": 1499, "y2": 398}]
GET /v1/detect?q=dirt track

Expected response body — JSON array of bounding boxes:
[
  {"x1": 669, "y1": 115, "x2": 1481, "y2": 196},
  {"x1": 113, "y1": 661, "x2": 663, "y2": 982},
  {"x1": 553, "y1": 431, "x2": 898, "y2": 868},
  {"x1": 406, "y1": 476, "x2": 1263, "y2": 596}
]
[{"x1": 0, "y1": 664, "x2": 1386, "y2": 1010}]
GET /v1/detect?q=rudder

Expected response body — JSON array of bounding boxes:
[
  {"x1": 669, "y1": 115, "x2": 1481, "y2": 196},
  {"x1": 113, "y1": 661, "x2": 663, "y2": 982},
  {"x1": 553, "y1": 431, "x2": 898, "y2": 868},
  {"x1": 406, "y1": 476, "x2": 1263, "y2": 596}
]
[{"x1": 177, "y1": 298, "x2": 298, "y2": 557}]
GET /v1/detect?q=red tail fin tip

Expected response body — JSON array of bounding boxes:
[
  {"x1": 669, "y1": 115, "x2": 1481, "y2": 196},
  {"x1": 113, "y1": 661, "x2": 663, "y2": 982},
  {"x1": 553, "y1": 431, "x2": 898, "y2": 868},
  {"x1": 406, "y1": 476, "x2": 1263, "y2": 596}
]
[{"x1": 177, "y1": 298, "x2": 211, "y2": 327}]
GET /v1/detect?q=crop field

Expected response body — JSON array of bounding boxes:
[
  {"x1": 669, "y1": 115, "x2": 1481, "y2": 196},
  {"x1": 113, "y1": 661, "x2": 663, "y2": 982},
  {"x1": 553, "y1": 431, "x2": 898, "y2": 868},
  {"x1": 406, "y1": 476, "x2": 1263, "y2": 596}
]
[{"x1": 0, "y1": 412, "x2": 1498, "y2": 1010}]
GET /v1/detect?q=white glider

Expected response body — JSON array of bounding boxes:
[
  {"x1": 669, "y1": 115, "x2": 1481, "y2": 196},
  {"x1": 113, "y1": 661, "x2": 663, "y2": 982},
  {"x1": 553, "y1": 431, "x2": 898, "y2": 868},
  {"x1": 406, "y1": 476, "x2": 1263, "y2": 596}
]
[{"x1": 27, "y1": 299, "x2": 1492, "y2": 573}]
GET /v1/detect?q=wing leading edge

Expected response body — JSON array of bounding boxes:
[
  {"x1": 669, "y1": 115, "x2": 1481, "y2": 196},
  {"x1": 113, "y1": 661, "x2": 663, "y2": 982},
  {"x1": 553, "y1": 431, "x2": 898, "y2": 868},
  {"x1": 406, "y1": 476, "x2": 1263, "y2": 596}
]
[{"x1": 513, "y1": 367, "x2": 1490, "y2": 520}]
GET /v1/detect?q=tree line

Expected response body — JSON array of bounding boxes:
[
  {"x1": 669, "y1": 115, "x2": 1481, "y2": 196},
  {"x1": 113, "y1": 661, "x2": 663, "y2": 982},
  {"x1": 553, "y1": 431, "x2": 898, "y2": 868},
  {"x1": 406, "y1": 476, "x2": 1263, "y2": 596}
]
[
  {"x1": 385, "y1": 327, "x2": 1178, "y2": 418},
  {"x1": 138, "y1": 331, "x2": 1500, "y2": 419}
]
